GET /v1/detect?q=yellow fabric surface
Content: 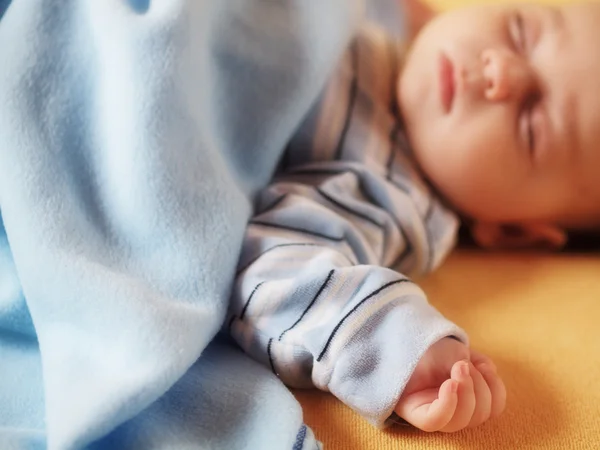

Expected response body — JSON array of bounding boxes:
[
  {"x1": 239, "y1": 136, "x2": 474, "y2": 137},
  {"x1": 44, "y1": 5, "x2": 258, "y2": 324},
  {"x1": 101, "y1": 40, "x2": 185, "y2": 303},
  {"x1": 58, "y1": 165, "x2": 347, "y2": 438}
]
[{"x1": 295, "y1": 251, "x2": 600, "y2": 449}]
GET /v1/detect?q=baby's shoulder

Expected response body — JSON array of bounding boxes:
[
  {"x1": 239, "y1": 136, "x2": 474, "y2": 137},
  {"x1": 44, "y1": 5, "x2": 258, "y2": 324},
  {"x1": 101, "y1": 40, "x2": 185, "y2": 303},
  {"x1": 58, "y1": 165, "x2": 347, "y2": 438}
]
[{"x1": 282, "y1": 22, "x2": 409, "y2": 166}]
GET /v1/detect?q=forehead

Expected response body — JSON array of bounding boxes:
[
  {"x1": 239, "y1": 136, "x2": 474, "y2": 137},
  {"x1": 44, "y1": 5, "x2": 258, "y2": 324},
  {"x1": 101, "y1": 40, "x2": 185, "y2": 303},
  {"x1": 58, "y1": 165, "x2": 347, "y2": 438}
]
[
  {"x1": 559, "y1": 2, "x2": 600, "y2": 47},
  {"x1": 429, "y1": 1, "x2": 600, "y2": 33}
]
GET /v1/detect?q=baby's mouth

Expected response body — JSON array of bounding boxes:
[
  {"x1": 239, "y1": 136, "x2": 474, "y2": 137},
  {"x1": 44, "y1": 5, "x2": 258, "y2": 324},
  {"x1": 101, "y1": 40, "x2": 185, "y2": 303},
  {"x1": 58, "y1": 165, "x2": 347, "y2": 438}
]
[{"x1": 439, "y1": 52, "x2": 455, "y2": 114}]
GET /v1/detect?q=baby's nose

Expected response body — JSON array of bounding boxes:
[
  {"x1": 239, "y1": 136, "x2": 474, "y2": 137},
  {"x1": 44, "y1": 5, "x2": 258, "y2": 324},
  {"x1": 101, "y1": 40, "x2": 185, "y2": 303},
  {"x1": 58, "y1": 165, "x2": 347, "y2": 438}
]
[{"x1": 481, "y1": 48, "x2": 531, "y2": 102}]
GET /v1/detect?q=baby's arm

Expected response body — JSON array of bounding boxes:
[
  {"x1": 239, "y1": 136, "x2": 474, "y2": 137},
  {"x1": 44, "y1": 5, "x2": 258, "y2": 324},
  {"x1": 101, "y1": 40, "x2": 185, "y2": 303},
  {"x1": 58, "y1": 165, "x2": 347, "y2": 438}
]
[{"x1": 226, "y1": 160, "x2": 505, "y2": 430}]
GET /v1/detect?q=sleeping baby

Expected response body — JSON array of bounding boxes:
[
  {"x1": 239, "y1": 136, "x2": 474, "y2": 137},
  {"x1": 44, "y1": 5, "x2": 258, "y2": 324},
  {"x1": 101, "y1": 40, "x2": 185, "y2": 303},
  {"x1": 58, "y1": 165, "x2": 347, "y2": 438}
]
[{"x1": 225, "y1": 0, "x2": 600, "y2": 432}]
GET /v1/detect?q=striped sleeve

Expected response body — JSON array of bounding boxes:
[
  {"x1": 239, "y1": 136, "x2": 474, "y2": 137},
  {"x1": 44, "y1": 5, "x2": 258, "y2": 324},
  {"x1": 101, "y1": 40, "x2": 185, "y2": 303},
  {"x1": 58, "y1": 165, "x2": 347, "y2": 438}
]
[
  {"x1": 226, "y1": 162, "x2": 468, "y2": 426},
  {"x1": 226, "y1": 24, "x2": 468, "y2": 427}
]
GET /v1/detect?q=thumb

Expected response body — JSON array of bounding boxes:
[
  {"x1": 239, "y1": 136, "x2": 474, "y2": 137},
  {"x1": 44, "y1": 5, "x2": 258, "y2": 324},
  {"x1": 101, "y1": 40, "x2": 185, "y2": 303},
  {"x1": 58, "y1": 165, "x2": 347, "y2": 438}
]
[{"x1": 395, "y1": 380, "x2": 458, "y2": 432}]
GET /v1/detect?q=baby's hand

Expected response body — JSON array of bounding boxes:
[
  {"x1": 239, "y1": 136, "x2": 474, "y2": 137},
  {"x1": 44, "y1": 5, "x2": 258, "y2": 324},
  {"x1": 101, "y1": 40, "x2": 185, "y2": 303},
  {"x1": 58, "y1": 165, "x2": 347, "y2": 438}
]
[{"x1": 395, "y1": 338, "x2": 506, "y2": 432}]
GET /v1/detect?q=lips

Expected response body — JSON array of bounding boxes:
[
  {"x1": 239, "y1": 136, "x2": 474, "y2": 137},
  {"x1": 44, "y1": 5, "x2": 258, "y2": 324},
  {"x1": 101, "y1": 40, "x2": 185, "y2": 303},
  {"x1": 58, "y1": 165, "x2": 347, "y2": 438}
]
[{"x1": 439, "y1": 52, "x2": 455, "y2": 113}]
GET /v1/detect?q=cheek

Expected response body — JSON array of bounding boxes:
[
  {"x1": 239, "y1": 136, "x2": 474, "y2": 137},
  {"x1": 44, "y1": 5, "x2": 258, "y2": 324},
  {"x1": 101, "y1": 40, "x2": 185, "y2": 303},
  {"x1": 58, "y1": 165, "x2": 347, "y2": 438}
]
[
  {"x1": 420, "y1": 134, "x2": 492, "y2": 196},
  {"x1": 413, "y1": 117, "x2": 525, "y2": 219}
]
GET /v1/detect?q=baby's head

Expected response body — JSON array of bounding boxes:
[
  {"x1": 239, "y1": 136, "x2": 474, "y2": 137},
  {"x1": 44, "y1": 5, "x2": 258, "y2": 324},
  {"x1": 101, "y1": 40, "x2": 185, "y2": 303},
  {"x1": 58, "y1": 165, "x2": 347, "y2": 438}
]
[{"x1": 399, "y1": 0, "x2": 600, "y2": 248}]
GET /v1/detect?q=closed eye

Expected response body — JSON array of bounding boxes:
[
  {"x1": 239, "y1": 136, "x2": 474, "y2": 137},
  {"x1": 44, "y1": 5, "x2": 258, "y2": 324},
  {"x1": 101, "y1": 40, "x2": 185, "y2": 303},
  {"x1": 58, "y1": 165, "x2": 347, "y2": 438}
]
[
  {"x1": 509, "y1": 11, "x2": 528, "y2": 53},
  {"x1": 522, "y1": 97, "x2": 539, "y2": 157},
  {"x1": 526, "y1": 110, "x2": 535, "y2": 153}
]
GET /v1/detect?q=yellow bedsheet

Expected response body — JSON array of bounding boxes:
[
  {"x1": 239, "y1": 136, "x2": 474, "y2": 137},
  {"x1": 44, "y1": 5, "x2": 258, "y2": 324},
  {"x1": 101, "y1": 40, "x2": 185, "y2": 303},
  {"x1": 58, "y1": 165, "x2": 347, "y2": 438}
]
[
  {"x1": 295, "y1": 3, "x2": 599, "y2": 447},
  {"x1": 295, "y1": 250, "x2": 600, "y2": 449}
]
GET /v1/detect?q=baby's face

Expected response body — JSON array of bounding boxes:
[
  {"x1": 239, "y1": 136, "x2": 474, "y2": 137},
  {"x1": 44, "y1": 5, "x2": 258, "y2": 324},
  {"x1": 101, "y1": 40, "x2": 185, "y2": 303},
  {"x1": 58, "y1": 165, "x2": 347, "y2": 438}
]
[{"x1": 399, "y1": 1, "x2": 600, "y2": 229}]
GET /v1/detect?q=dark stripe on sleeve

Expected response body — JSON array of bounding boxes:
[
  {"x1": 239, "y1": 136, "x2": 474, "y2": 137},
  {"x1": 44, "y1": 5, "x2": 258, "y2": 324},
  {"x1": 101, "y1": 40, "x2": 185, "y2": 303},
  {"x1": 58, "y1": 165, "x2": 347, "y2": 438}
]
[
  {"x1": 316, "y1": 187, "x2": 383, "y2": 228},
  {"x1": 227, "y1": 315, "x2": 236, "y2": 331},
  {"x1": 293, "y1": 425, "x2": 308, "y2": 450},
  {"x1": 424, "y1": 199, "x2": 435, "y2": 273},
  {"x1": 290, "y1": 165, "x2": 411, "y2": 197},
  {"x1": 278, "y1": 269, "x2": 335, "y2": 341},
  {"x1": 290, "y1": 167, "x2": 383, "y2": 207},
  {"x1": 240, "y1": 281, "x2": 265, "y2": 320},
  {"x1": 316, "y1": 278, "x2": 411, "y2": 362},
  {"x1": 236, "y1": 243, "x2": 356, "y2": 276},
  {"x1": 267, "y1": 338, "x2": 277, "y2": 375},
  {"x1": 390, "y1": 240, "x2": 412, "y2": 270},
  {"x1": 257, "y1": 194, "x2": 287, "y2": 216},
  {"x1": 250, "y1": 220, "x2": 343, "y2": 243},
  {"x1": 289, "y1": 166, "x2": 414, "y2": 265},
  {"x1": 334, "y1": 42, "x2": 359, "y2": 160},
  {"x1": 387, "y1": 39, "x2": 401, "y2": 119},
  {"x1": 386, "y1": 124, "x2": 400, "y2": 181}
]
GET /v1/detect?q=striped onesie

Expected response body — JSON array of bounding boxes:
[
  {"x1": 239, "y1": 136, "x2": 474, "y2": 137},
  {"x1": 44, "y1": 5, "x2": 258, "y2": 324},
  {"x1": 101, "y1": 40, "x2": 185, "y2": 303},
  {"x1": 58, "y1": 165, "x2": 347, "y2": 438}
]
[{"x1": 226, "y1": 23, "x2": 469, "y2": 427}]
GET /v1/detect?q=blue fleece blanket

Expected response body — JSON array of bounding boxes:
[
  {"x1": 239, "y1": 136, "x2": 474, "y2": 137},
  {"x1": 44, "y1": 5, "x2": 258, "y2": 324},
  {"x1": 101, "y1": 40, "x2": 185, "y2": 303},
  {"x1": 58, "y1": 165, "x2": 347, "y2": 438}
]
[{"x1": 0, "y1": 0, "x2": 364, "y2": 448}]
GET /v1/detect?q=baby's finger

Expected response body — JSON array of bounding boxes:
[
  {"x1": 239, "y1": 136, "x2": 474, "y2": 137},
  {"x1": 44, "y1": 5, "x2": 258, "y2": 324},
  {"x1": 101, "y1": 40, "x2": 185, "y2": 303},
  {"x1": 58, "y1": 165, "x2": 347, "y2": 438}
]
[
  {"x1": 396, "y1": 380, "x2": 458, "y2": 432},
  {"x1": 468, "y1": 363, "x2": 492, "y2": 428},
  {"x1": 476, "y1": 362, "x2": 507, "y2": 418},
  {"x1": 440, "y1": 361, "x2": 476, "y2": 433}
]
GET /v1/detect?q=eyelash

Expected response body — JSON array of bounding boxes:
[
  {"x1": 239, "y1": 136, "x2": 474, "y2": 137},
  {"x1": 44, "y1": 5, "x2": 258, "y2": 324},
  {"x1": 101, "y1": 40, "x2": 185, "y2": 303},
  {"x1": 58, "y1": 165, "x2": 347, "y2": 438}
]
[
  {"x1": 513, "y1": 12, "x2": 527, "y2": 52},
  {"x1": 511, "y1": 12, "x2": 537, "y2": 154},
  {"x1": 525, "y1": 103, "x2": 536, "y2": 153}
]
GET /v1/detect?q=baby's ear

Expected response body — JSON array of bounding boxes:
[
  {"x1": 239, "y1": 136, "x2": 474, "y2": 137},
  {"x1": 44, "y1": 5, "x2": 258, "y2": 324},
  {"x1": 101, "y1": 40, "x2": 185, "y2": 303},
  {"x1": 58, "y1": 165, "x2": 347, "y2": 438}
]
[
  {"x1": 470, "y1": 222, "x2": 568, "y2": 251},
  {"x1": 402, "y1": 0, "x2": 436, "y2": 39}
]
